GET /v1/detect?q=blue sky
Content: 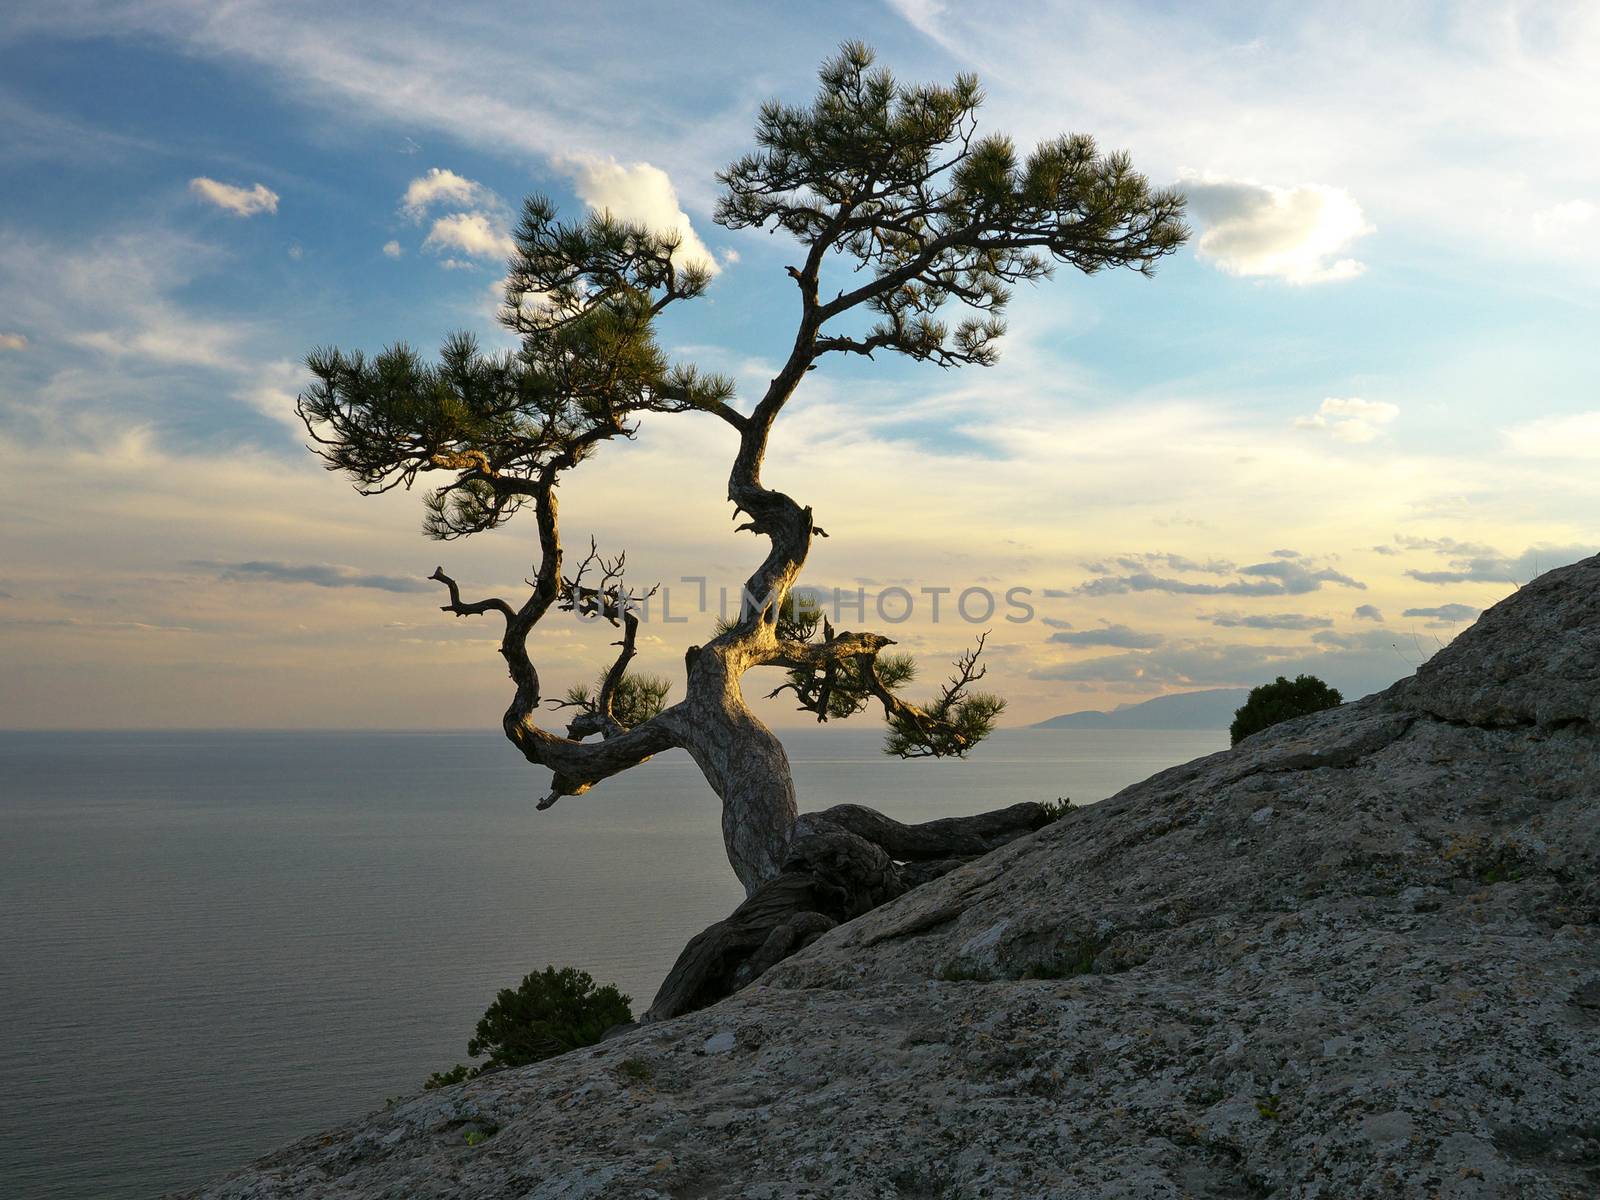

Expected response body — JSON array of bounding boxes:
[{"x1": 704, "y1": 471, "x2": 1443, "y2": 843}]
[{"x1": 1, "y1": 1, "x2": 1596, "y2": 729}]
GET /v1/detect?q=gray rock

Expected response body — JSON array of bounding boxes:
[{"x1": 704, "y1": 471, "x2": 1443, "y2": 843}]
[
  {"x1": 1391, "y1": 552, "x2": 1600, "y2": 728},
  {"x1": 184, "y1": 556, "x2": 1600, "y2": 1199}
]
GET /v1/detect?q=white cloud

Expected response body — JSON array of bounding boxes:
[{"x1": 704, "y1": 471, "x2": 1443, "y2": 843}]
[
  {"x1": 72, "y1": 326, "x2": 239, "y2": 368},
  {"x1": 1530, "y1": 199, "x2": 1595, "y2": 239},
  {"x1": 0, "y1": 332, "x2": 26, "y2": 351},
  {"x1": 400, "y1": 167, "x2": 492, "y2": 221},
  {"x1": 0, "y1": 228, "x2": 260, "y2": 439},
  {"x1": 1183, "y1": 174, "x2": 1372, "y2": 284},
  {"x1": 422, "y1": 211, "x2": 515, "y2": 262},
  {"x1": 1295, "y1": 397, "x2": 1399, "y2": 443},
  {"x1": 883, "y1": 4, "x2": 1600, "y2": 274},
  {"x1": 235, "y1": 359, "x2": 309, "y2": 430},
  {"x1": 563, "y1": 155, "x2": 719, "y2": 275},
  {"x1": 21, "y1": 1, "x2": 1600, "y2": 277},
  {"x1": 189, "y1": 177, "x2": 279, "y2": 217},
  {"x1": 487, "y1": 273, "x2": 553, "y2": 329},
  {"x1": 1504, "y1": 410, "x2": 1600, "y2": 459},
  {"x1": 401, "y1": 168, "x2": 515, "y2": 268}
]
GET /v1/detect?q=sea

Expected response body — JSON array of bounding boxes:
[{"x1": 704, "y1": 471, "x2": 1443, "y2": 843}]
[{"x1": 0, "y1": 726, "x2": 1225, "y2": 1199}]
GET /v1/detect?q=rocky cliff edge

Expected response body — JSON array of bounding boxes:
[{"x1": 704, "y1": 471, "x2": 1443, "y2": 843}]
[{"x1": 190, "y1": 555, "x2": 1600, "y2": 1199}]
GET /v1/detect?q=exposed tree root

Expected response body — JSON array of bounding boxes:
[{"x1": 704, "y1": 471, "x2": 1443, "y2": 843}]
[{"x1": 646, "y1": 801, "x2": 1053, "y2": 1021}]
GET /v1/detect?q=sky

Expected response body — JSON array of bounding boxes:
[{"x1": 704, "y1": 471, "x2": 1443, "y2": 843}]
[{"x1": 0, "y1": 0, "x2": 1596, "y2": 731}]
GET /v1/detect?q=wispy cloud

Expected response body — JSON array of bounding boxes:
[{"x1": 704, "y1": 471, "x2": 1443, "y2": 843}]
[
  {"x1": 1402, "y1": 603, "x2": 1479, "y2": 625},
  {"x1": 1203, "y1": 611, "x2": 1333, "y2": 631},
  {"x1": 1529, "y1": 199, "x2": 1595, "y2": 240},
  {"x1": 1404, "y1": 541, "x2": 1592, "y2": 585},
  {"x1": 18, "y1": 3, "x2": 766, "y2": 222},
  {"x1": 1504, "y1": 411, "x2": 1600, "y2": 460},
  {"x1": 1029, "y1": 627, "x2": 1418, "y2": 699},
  {"x1": 1076, "y1": 559, "x2": 1364, "y2": 597},
  {"x1": 888, "y1": 1, "x2": 1600, "y2": 274},
  {"x1": 2, "y1": 3, "x2": 1595, "y2": 730},
  {"x1": 0, "y1": 230, "x2": 245, "y2": 375},
  {"x1": 1047, "y1": 623, "x2": 1163, "y2": 648},
  {"x1": 197, "y1": 559, "x2": 434, "y2": 593},
  {"x1": 0, "y1": 332, "x2": 27, "y2": 351},
  {"x1": 1080, "y1": 552, "x2": 1236, "y2": 576}
]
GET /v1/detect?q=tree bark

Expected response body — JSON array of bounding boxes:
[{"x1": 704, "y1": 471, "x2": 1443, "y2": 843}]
[{"x1": 658, "y1": 648, "x2": 799, "y2": 895}]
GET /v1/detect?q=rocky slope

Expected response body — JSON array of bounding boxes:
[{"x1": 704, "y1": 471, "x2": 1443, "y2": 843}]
[{"x1": 187, "y1": 556, "x2": 1600, "y2": 1199}]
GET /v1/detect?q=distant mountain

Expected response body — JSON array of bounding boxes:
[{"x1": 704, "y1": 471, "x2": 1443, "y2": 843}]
[{"x1": 1032, "y1": 687, "x2": 1249, "y2": 730}]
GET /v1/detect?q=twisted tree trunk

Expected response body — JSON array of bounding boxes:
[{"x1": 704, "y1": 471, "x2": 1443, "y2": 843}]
[{"x1": 659, "y1": 648, "x2": 798, "y2": 894}]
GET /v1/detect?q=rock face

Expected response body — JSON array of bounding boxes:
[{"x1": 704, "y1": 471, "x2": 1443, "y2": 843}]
[{"x1": 188, "y1": 558, "x2": 1600, "y2": 1199}]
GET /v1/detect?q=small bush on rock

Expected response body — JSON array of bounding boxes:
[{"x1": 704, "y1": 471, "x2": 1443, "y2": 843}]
[
  {"x1": 424, "y1": 965, "x2": 632, "y2": 1089},
  {"x1": 1230, "y1": 674, "x2": 1343, "y2": 745}
]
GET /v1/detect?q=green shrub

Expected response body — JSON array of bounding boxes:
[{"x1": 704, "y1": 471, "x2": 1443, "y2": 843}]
[
  {"x1": 1040, "y1": 797, "x2": 1075, "y2": 823},
  {"x1": 424, "y1": 965, "x2": 632, "y2": 1088},
  {"x1": 1230, "y1": 674, "x2": 1343, "y2": 746},
  {"x1": 424, "y1": 1062, "x2": 475, "y2": 1090}
]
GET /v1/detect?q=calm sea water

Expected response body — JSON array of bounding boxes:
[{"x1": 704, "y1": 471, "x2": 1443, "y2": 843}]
[{"x1": 0, "y1": 727, "x2": 1224, "y2": 1199}]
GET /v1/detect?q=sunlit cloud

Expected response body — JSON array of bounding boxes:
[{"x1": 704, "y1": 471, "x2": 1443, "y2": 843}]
[
  {"x1": 890, "y1": 2, "x2": 1600, "y2": 276},
  {"x1": 2, "y1": 4, "x2": 1597, "y2": 730},
  {"x1": 1295, "y1": 397, "x2": 1400, "y2": 443},
  {"x1": 1184, "y1": 174, "x2": 1372, "y2": 284},
  {"x1": 562, "y1": 155, "x2": 720, "y2": 275},
  {"x1": 189, "y1": 177, "x2": 279, "y2": 217},
  {"x1": 400, "y1": 167, "x2": 492, "y2": 220},
  {"x1": 1504, "y1": 410, "x2": 1600, "y2": 459},
  {"x1": 422, "y1": 211, "x2": 515, "y2": 263}
]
